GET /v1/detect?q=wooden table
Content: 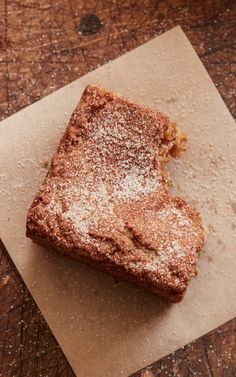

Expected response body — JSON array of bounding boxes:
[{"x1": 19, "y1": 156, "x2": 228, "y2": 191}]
[{"x1": 0, "y1": 1, "x2": 235, "y2": 376}]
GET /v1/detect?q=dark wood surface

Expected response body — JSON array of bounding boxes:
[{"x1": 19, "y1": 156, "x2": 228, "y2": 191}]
[{"x1": 0, "y1": 0, "x2": 235, "y2": 376}]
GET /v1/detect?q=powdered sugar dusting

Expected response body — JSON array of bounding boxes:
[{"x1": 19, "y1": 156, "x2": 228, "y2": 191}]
[
  {"x1": 129, "y1": 240, "x2": 186, "y2": 275},
  {"x1": 115, "y1": 167, "x2": 159, "y2": 200},
  {"x1": 157, "y1": 206, "x2": 192, "y2": 227},
  {"x1": 50, "y1": 166, "x2": 160, "y2": 239},
  {"x1": 58, "y1": 181, "x2": 113, "y2": 238}
]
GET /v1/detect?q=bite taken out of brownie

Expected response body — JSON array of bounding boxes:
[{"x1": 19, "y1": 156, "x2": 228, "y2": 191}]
[{"x1": 26, "y1": 85, "x2": 206, "y2": 302}]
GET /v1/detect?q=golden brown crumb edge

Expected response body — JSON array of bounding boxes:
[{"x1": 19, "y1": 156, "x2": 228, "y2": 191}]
[{"x1": 26, "y1": 85, "x2": 206, "y2": 302}]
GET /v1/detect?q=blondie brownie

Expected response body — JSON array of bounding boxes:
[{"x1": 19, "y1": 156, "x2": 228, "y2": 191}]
[{"x1": 26, "y1": 85, "x2": 206, "y2": 302}]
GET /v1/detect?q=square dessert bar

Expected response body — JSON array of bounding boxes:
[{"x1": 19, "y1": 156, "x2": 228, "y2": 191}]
[{"x1": 26, "y1": 85, "x2": 206, "y2": 302}]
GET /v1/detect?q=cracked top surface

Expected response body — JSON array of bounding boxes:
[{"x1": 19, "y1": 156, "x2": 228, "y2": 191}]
[{"x1": 26, "y1": 85, "x2": 205, "y2": 301}]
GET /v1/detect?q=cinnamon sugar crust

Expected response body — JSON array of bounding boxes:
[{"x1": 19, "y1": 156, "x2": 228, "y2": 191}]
[{"x1": 26, "y1": 85, "x2": 206, "y2": 302}]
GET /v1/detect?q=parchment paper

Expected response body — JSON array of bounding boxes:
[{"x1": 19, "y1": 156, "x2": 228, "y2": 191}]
[{"x1": 0, "y1": 27, "x2": 236, "y2": 377}]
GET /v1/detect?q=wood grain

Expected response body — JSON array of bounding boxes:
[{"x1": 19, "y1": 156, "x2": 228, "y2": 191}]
[
  {"x1": 0, "y1": 0, "x2": 235, "y2": 376},
  {"x1": 131, "y1": 318, "x2": 236, "y2": 377}
]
